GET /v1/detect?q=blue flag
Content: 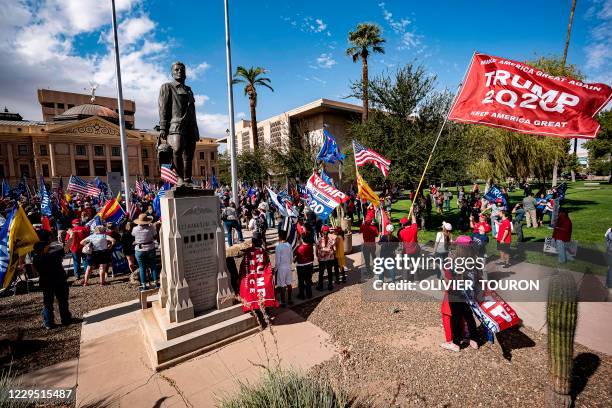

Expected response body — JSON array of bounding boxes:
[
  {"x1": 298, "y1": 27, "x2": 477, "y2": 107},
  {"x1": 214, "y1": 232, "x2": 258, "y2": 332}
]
[
  {"x1": 1, "y1": 179, "x2": 9, "y2": 198},
  {"x1": 320, "y1": 169, "x2": 333, "y2": 185},
  {"x1": 94, "y1": 177, "x2": 109, "y2": 197},
  {"x1": 211, "y1": 175, "x2": 219, "y2": 189},
  {"x1": 556, "y1": 182, "x2": 568, "y2": 201},
  {"x1": 483, "y1": 185, "x2": 507, "y2": 207},
  {"x1": 40, "y1": 177, "x2": 52, "y2": 217},
  {"x1": 153, "y1": 183, "x2": 171, "y2": 218},
  {"x1": 316, "y1": 127, "x2": 345, "y2": 164}
]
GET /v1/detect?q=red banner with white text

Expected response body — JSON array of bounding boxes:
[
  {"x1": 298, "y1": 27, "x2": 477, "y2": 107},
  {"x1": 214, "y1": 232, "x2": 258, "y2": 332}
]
[{"x1": 448, "y1": 53, "x2": 612, "y2": 138}]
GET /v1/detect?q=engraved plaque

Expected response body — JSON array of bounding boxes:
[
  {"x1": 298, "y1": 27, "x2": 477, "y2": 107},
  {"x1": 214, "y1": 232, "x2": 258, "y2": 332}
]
[{"x1": 175, "y1": 199, "x2": 219, "y2": 313}]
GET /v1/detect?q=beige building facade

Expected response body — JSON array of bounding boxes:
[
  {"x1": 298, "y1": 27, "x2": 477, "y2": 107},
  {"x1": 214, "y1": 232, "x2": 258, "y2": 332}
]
[
  {"x1": 231, "y1": 98, "x2": 362, "y2": 154},
  {"x1": 0, "y1": 94, "x2": 219, "y2": 187}
]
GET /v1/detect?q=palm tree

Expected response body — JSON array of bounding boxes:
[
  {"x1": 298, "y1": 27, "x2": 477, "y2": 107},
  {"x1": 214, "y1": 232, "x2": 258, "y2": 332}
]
[
  {"x1": 346, "y1": 23, "x2": 385, "y2": 122},
  {"x1": 232, "y1": 66, "x2": 273, "y2": 150}
]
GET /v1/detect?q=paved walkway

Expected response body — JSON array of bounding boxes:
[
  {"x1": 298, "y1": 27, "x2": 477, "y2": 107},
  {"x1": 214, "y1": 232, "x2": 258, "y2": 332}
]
[{"x1": 21, "y1": 228, "x2": 611, "y2": 407}]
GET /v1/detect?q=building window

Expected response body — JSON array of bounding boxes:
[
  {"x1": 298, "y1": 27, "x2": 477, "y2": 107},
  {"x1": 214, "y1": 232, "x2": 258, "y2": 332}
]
[
  {"x1": 39, "y1": 145, "x2": 48, "y2": 156},
  {"x1": 111, "y1": 161, "x2": 123, "y2": 175},
  {"x1": 210, "y1": 152, "x2": 216, "y2": 161},
  {"x1": 67, "y1": 104, "x2": 74, "y2": 109},
  {"x1": 257, "y1": 126, "x2": 264, "y2": 146},
  {"x1": 57, "y1": 103, "x2": 65, "y2": 109},
  {"x1": 141, "y1": 148, "x2": 148, "y2": 158},
  {"x1": 241, "y1": 131, "x2": 250, "y2": 150},
  {"x1": 144, "y1": 165, "x2": 150, "y2": 177},
  {"x1": 42, "y1": 164, "x2": 50, "y2": 177},
  {"x1": 18, "y1": 144, "x2": 28, "y2": 155},
  {"x1": 75, "y1": 160, "x2": 89, "y2": 176},
  {"x1": 94, "y1": 161, "x2": 106, "y2": 176},
  {"x1": 111, "y1": 146, "x2": 121, "y2": 157},
  {"x1": 94, "y1": 145, "x2": 104, "y2": 156},
  {"x1": 75, "y1": 145, "x2": 86, "y2": 156},
  {"x1": 211, "y1": 166, "x2": 216, "y2": 176},
  {"x1": 200, "y1": 166, "x2": 206, "y2": 176},
  {"x1": 199, "y1": 152, "x2": 205, "y2": 160},
  {"x1": 270, "y1": 120, "x2": 282, "y2": 145},
  {"x1": 20, "y1": 164, "x2": 30, "y2": 178},
  {"x1": 0, "y1": 165, "x2": 5, "y2": 178}
]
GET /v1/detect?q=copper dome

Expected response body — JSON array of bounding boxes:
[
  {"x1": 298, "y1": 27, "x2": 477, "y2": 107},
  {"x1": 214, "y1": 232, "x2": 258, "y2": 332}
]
[{"x1": 53, "y1": 103, "x2": 119, "y2": 122}]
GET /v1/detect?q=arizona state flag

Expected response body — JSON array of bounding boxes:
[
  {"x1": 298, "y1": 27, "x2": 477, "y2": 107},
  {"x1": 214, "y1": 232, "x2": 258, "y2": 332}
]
[
  {"x1": 356, "y1": 169, "x2": 380, "y2": 207},
  {"x1": 1, "y1": 206, "x2": 39, "y2": 289}
]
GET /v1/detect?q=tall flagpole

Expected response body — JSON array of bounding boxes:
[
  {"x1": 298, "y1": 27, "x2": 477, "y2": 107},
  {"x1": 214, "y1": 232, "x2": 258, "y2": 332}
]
[
  {"x1": 408, "y1": 52, "x2": 475, "y2": 219},
  {"x1": 110, "y1": 0, "x2": 131, "y2": 213},
  {"x1": 224, "y1": 0, "x2": 239, "y2": 205}
]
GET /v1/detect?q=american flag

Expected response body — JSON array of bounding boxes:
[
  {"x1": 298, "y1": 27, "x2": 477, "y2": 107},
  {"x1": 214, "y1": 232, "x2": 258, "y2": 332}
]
[
  {"x1": 160, "y1": 164, "x2": 178, "y2": 185},
  {"x1": 352, "y1": 140, "x2": 391, "y2": 177},
  {"x1": 135, "y1": 177, "x2": 144, "y2": 198},
  {"x1": 67, "y1": 175, "x2": 101, "y2": 196}
]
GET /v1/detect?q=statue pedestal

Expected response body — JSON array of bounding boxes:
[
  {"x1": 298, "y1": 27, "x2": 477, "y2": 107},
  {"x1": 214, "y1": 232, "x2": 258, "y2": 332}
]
[{"x1": 140, "y1": 191, "x2": 257, "y2": 369}]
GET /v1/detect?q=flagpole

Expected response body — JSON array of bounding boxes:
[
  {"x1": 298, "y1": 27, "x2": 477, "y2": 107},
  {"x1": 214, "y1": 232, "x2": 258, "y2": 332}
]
[
  {"x1": 408, "y1": 53, "x2": 474, "y2": 219},
  {"x1": 224, "y1": 0, "x2": 239, "y2": 205},
  {"x1": 110, "y1": 0, "x2": 130, "y2": 214}
]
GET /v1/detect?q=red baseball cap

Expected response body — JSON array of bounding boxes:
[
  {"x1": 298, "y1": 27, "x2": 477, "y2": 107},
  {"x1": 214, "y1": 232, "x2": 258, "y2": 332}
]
[
  {"x1": 400, "y1": 217, "x2": 409, "y2": 224},
  {"x1": 71, "y1": 219, "x2": 80, "y2": 226},
  {"x1": 322, "y1": 226, "x2": 330, "y2": 233}
]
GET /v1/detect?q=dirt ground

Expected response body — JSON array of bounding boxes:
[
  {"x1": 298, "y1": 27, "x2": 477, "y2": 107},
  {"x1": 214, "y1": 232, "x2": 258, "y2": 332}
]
[
  {"x1": 296, "y1": 284, "x2": 612, "y2": 408},
  {"x1": 0, "y1": 274, "x2": 137, "y2": 377}
]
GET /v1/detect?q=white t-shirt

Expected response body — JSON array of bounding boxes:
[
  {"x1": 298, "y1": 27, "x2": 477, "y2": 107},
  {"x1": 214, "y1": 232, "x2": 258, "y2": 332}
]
[
  {"x1": 434, "y1": 232, "x2": 448, "y2": 254},
  {"x1": 275, "y1": 242, "x2": 293, "y2": 273}
]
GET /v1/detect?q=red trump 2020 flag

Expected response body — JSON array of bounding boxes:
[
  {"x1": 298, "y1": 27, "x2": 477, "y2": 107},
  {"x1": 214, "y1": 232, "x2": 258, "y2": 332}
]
[{"x1": 448, "y1": 53, "x2": 612, "y2": 138}]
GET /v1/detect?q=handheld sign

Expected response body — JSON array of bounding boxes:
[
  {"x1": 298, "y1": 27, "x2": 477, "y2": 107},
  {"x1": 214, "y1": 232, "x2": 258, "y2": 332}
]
[{"x1": 306, "y1": 172, "x2": 348, "y2": 221}]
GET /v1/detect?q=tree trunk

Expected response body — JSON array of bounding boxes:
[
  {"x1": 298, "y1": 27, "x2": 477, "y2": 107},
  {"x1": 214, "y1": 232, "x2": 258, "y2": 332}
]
[
  {"x1": 250, "y1": 95, "x2": 258, "y2": 150},
  {"x1": 552, "y1": 157, "x2": 558, "y2": 187},
  {"x1": 361, "y1": 54, "x2": 369, "y2": 123},
  {"x1": 561, "y1": 0, "x2": 577, "y2": 67}
]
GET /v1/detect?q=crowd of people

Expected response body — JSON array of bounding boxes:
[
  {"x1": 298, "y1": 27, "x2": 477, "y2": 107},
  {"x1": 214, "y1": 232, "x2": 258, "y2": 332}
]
[{"x1": 0, "y1": 178, "x2": 600, "y2": 343}]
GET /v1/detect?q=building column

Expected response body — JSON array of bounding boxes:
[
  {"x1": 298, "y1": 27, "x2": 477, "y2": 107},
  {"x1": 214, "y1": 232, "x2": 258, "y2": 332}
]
[
  {"x1": 137, "y1": 145, "x2": 143, "y2": 175},
  {"x1": 87, "y1": 144, "x2": 94, "y2": 177},
  {"x1": 69, "y1": 144, "x2": 76, "y2": 175},
  {"x1": 106, "y1": 144, "x2": 111, "y2": 172},
  {"x1": 48, "y1": 142, "x2": 56, "y2": 177},
  {"x1": 6, "y1": 144, "x2": 15, "y2": 178},
  {"x1": 31, "y1": 139, "x2": 40, "y2": 182}
]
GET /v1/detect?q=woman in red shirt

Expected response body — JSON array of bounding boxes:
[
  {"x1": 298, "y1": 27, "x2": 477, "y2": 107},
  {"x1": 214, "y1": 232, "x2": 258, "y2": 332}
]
[{"x1": 496, "y1": 211, "x2": 512, "y2": 268}]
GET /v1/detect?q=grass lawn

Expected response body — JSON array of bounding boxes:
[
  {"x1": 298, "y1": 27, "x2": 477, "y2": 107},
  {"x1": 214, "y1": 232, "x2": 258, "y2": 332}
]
[{"x1": 352, "y1": 182, "x2": 611, "y2": 275}]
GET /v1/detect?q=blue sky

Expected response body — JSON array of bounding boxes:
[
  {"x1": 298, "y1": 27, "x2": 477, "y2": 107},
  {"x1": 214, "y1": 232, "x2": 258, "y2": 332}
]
[{"x1": 0, "y1": 0, "x2": 610, "y2": 138}]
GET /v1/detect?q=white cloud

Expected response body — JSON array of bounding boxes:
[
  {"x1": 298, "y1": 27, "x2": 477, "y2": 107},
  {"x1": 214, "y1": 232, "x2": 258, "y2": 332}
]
[
  {"x1": 584, "y1": 0, "x2": 612, "y2": 73},
  {"x1": 194, "y1": 94, "x2": 210, "y2": 107},
  {"x1": 117, "y1": 15, "x2": 155, "y2": 46},
  {"x1": 197, "y1": 111, "x2": 246, "y2": 138},
  {"x1": 0, "y1": 0, "x2": 232, "y2": 139},
  {"x1": 315, "y1": 53, "x2": 337, "y2": 69},
  {"x1": 314, "y1": 19, "x2": 327, "y2": 32},
  {"x1": 378, "y1": 2, "x2": 422, "y2": 51},
  {"x1": 187, "y1": 62, "x2": 211, "y2": 80}
]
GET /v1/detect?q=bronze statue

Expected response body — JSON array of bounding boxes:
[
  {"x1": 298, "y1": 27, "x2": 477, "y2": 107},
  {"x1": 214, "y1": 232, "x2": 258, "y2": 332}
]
[{"x1": 157, "y1": 61, "x2": 199, "y2": 187}]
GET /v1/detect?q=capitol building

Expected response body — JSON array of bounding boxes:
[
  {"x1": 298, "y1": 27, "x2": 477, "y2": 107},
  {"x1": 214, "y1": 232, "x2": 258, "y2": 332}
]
[{"x1": 0, "y1": 89, "x2": 219, "y2": 187}]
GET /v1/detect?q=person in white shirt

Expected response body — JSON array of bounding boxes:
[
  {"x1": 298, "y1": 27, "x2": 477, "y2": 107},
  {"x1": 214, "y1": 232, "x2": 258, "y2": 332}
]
[
  {"x1": 433, "y1": 221, "x2": 453, "y2": 279},
  {"x1": 274, "y1": 230, "x2": 293, "y2": 307}
]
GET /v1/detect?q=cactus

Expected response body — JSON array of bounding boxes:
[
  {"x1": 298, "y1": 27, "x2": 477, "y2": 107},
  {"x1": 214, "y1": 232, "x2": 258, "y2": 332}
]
[{"x1": 546, "y1": 269, "x2": 578, "y2": 408}]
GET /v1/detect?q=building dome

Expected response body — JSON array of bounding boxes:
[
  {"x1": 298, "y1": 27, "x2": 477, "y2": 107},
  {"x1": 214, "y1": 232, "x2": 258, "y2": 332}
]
[{"x1": 53, "y1": 103, "x2": 119, "y2": 122}]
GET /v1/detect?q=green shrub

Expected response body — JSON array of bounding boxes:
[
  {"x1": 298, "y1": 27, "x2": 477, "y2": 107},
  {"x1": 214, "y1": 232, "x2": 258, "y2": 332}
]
[
  {"x1": 217, "y1": 367, "x2": 360, "y2": 408},
  {"x1": 0, "y1": 368, "x2": 31, "y2": 408}
]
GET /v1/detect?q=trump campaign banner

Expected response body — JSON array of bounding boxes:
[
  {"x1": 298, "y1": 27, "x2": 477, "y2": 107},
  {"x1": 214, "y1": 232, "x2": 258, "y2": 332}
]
[
  {"x1": 306, "y1": 172, "x2": 349, "y2": 221},
  {"x1": 449, "y1": 53, "x2": 612, "y2": 138}
]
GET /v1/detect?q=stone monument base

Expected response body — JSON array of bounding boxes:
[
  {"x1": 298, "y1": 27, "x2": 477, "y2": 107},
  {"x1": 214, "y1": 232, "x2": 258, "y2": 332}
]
[{"x1": 140, "y1": 300, "x2": 258, "y2": 370}]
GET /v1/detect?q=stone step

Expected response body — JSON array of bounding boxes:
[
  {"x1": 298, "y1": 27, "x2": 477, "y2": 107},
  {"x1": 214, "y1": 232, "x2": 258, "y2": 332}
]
[
  {"x1": 151, "y1": 301, "x2": 245, "y2": 340},
  {"x1": 139, "y1": 303, "x2": 258, "y2": 370}
]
